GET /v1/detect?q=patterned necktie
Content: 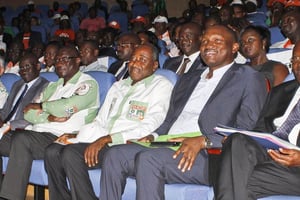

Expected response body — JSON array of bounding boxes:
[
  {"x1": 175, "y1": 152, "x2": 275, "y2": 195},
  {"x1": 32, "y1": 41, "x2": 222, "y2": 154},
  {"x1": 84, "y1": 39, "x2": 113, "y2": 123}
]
[
  {"x1": 273, "y1": 99, "x2": 300, "y2": 140},
  {"x1": 178, "y1": 58, "x2": 190, "y2": 75},
  {"x1": 5, "y1": 84, "x2": 28, "y2": 122},
  {"x1": 116, "y1": 62, "x2": 128, "y2": 81}
]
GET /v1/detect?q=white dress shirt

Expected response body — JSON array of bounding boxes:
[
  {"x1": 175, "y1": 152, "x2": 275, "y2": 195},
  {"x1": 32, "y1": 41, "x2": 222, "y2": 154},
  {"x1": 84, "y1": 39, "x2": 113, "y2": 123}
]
[
  {"x1": 274, "y1": 86, "x2": 300, "y2": 128},
  {"x1": 167, "y1": 62, "x2": 233, "y2": 135},
  {"x1": 176, "y1": 51, "x2": 200, "y2": 74}
]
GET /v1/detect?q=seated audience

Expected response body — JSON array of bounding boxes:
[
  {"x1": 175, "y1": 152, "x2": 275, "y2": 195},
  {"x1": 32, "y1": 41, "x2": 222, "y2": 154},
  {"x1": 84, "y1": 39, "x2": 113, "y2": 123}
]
[
  {"x1": 0, "y1": 45, "x2": 100, "y2": 200},
  {"x1": 215, "y1": 43, "x2": 300, "y2": 200},
  {"x1": 240, "y1": 25, "x2": 288, "y2": 87},
  {"x1": 44, "y1": 44, "x2": 174, "y2": 200},
  {"x1": 99, "y1": 25, "x2": 268, "y2": 200}
]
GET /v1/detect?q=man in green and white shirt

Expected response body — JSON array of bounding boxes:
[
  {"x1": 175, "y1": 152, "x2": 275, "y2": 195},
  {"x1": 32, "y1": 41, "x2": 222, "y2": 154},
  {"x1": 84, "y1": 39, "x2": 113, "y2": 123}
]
[
  {"x1": 0, "y1": 45, "x2": 99, "y2": 200},
  {"x1": 45, "y1": 44, "x2": 174, "y2": 200}
]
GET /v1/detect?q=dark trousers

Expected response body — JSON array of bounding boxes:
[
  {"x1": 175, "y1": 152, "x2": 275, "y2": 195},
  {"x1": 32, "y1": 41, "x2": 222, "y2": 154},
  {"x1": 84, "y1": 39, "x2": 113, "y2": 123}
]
[
  {"x1": 100, "y1": 143, "x2": 210, "y2": 200},
  {"x1": 0, "y1": 130, "x2": 57, "y2": 200},
  {"x1": 215, "y1": 133, "x2": 300, "y2": 200},
  {"x1": 44, "y1": 143, "x2": 109, "y2": 200}
]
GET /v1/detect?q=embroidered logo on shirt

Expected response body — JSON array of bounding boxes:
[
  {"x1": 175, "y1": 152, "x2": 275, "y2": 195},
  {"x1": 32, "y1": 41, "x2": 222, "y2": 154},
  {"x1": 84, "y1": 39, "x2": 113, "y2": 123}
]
[
  {"x1": 127, "y1": 100, "x2": 148, "y2": 121},
  {"x1": 75, "y1": 83, "x2": 91, "y2": 96}
]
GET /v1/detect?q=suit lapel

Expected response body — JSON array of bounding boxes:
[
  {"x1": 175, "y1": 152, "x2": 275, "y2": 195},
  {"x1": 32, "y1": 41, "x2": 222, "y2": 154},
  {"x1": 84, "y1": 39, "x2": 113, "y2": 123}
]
[
  {"x1": 172, "y1": 68, "x2": 206, "y2": 114},
  {"x1": 188, "y1": 55, "x2": 204, "y2": 72},
  {"x1": 203, "y1": 63, "x2": 237, "y2": 106}
]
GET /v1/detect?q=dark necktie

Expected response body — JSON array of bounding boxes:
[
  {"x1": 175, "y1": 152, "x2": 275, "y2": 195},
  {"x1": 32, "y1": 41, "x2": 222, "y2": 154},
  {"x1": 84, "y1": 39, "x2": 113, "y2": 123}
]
[
  {"x1": 178, "y1": 58, "x2": 191, "y2": 75},
  {"x1": 116, "y1": 62, "x2": 128, "y2": 81},
  {"x1": 5, "y1": 84, "x2": 28, "y2": 122},
  {"x1": 297, "y1": 132, "x2": 300, "y2": 147},
  {"x1": 273, "y1": 99, "x2": 300, "y2": 140}
]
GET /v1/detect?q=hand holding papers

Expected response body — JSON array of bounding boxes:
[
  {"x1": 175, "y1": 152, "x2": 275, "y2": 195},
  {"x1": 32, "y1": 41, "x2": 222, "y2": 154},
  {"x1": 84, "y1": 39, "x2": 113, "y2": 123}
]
[{"x1": 214, "y1": 125, "x2": 300, "y2": 151}]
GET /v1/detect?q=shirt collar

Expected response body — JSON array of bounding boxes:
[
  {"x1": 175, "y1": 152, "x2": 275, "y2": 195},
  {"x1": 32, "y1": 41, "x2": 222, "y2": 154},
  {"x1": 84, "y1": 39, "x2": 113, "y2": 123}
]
[
  {"x1": 57, "y1": 71, "x2": 82, "y2": 85},
  {"x1": 184, "y1": 51, "x2": 200, "y2": 64},
  {"x1": 201, "y1": 61, "x2": 234, "y2": 80},
  {"x1": 124, "y1": 73, "x2": 155, "y2": 88}
]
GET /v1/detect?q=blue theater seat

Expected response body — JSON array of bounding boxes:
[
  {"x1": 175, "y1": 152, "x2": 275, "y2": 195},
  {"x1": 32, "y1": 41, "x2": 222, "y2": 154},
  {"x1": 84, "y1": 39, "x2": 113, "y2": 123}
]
[{"x1": 1, "y1": 73, "x2": 21, "y2": 92}]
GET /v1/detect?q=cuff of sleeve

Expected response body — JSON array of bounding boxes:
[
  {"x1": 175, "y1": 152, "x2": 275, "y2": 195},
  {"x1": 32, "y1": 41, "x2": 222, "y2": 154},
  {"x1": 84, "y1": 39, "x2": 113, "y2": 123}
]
[
  {"x1": 151, "y1": 132, "x2": 159, "y2": 139},
  {"x1": 110, "y1": 133, "x2": 124, "y2": 145}
]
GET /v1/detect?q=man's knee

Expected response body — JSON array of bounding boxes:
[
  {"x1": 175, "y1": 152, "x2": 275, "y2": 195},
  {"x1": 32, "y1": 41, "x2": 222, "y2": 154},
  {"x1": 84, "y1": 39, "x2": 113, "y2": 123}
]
[{"x1": 45, "y1": 143, "x2": 63, "y2": 161}]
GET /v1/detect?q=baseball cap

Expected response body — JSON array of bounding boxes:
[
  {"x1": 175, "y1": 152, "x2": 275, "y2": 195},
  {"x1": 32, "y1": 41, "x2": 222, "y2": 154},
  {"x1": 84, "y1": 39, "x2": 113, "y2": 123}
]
[
  {"x1": 131, "y1": 16, "x2": 146, "y2": 24},
  {"x1": 153, "y1": 15, "x2": 168, "y2": 24},
  {"x1": 28, "y1": 0, "x2": 34, "y2": 5},
  {"x1": 60, "y1": 15, "x2": 69, "y2": 21},
  {"x1": 108, "y1": 21, "x2": 121, "y2": 30},
  {"x1": 245, "y1": 0, "x2": 257, "y2": 5},
  {"x1": 52, "y1": 13, "x2": 61, "y2": 20}
]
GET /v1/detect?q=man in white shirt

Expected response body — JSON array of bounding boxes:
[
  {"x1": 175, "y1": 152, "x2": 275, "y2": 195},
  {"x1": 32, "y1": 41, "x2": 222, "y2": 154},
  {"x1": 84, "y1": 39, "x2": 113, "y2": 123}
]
[
  {"x1": 163, "y1": 22, "x2": 204, "y2": 75},
  {"x1": 99, "y1": 25, "x2": 268, "y2": 200},
  {"x1": 79, "y1": 40, "x2": 112, "y2": 72},
  {"x1": 44, "y1": 44, "x2": 174, "y2": 200}
]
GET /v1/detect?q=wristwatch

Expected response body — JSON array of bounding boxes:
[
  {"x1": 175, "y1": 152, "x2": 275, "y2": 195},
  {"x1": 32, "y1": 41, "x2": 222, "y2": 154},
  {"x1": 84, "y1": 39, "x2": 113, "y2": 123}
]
[{"x1": 204, "y1": 136, "x2": 213, "y2": 149}]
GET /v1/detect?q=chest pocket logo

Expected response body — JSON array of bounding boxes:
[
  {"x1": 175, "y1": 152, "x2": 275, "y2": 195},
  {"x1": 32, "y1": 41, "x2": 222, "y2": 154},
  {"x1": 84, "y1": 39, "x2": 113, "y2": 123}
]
[{"x1": 127, "y1": 100, "x2": 148, "y2": 121}]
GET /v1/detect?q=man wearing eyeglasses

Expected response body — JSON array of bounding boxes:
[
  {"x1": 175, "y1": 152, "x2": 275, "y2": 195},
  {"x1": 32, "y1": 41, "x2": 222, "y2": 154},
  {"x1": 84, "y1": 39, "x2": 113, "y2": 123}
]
[
  {"x1": 0, "y1": 46, "x2": 100, "y2": 200},
  {"x1": 108, "y1": 32, "x2": 141, "y2": 81}
]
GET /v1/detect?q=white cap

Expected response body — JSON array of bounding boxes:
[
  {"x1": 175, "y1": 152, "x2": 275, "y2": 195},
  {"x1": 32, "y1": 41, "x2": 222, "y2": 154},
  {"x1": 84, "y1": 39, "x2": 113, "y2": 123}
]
[
  {"x1": 245, "y1": 0, "x2": 257, "y2": 5},
  {"x1": 60, "y1": 15, "x2": 69, "y2": 21},
  {"x1": 153, "y1": 15, "x2": 168, "y2": 24},
  {"x1": 230, "y1": 0, "x2": 244, "y2": 5},
  {"x1": 28, "y1": 0, "x2": 34, "y2": 5},
  {"x1": 52, "y1": 13, "x2": 61, "y2": 20}
]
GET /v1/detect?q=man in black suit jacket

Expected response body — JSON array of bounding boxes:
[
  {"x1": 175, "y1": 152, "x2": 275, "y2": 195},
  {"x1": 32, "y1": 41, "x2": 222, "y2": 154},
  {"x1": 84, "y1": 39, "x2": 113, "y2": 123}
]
[
  {"x1": 99, "y1": 25, "x2": 268, "y2": 200},
  {"x1": 108, "y1": 32, "x2": 140, "y2": 80},
  {"x1": 163, "y1": 22, "x2": 204, "y2": 74},
  {"x1": 254, "y1": 79, "x2": 299, "y2": 132},
  {"x1": 215, "y1": 40, "x2": 300, "y2": 200},
  {"x1": 0, "y1": 53, "x2": 48, "y2": 131}
]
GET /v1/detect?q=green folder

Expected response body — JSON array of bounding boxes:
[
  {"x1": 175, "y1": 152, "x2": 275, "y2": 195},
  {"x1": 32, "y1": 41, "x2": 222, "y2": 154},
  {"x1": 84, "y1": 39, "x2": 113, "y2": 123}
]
[{"x1": 129, "y1": 132, "x2": 201, "y2": 151}]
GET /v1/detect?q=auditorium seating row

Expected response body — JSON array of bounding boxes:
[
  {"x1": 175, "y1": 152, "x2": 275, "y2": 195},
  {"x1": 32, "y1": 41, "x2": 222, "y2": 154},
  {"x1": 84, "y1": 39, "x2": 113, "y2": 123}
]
[{"x1": 1, "y1": 70, "x2": 299, "y2": 200}]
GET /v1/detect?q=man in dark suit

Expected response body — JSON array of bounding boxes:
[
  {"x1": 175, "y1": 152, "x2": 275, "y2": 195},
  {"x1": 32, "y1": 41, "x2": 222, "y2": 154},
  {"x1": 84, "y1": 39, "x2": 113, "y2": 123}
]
[
  {"x1": 215, "y1": 40, "x2": 300, "y2": 200},
  {"x1": 0, "y1": 53, "x2": 48, "y2": 131},
  {"x1": 99, "y1": 25, "x2": 268, "y2": 200},
  {"x1": 163, "y1": 22, "x2": 204, "y2": 74},
  {"x1": 254, "y1": 39, "x2": 300, "y2": 133},
  {"x1": 0, "y1": 53, "x2": 48, "y2": 189},
  {"x1": 108, "y1": 32, "x2": 140, "y2": 80}
]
